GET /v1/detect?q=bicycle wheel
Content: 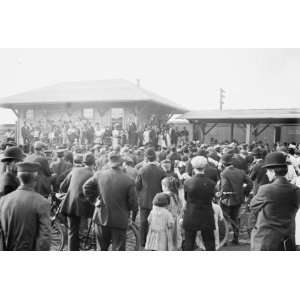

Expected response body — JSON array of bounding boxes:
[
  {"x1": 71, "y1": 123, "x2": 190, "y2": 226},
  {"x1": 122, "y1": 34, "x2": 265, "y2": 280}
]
[
  {"x1": 126, "y1": 223, "x2": 140, "y2": 251},
  {"x1": 50, "y1": 219, "x2": 66, "y2": 251},
  {"x1": 217, "y1": 218, "x2": 229, "y2": 250}
]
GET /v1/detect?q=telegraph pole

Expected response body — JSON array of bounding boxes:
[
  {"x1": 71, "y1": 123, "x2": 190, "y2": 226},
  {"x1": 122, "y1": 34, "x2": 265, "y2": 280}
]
[{"x1": 219, "y1": 88, "x2": 225, "y2": 111}]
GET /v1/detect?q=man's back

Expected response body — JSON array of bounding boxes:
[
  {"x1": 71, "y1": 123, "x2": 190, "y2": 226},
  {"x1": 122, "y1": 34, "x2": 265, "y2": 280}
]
[
  {"x1": 60, "y1": 166, "x2": 94, "y2": 218},
  {"x1": 183, "y1": 174, "x2": 215, "y2": 231},
  {"x1": 84, "y1": 168, "x2": 138, "y2": 229},
  {"x1": 0, "y1": 187, "x2": 50, "y2": 250},
  {"x1": 221, "y1": 165, "x2": 253, "y2": 205},
  {"x1": 251, "y1": 177, "x2": 299, "y2": 231},
  {"x1": 136, "y1": 163, "x2": 166, "y2": 209}
]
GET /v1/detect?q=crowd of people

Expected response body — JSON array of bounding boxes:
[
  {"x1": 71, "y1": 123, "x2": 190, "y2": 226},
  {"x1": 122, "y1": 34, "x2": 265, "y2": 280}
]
[
  {"x1": 0, "y1": 129, "x2": 300, "y2": 251},
  {"x1": 20, "y1": 119, "x2": 190, "y2": 151}
]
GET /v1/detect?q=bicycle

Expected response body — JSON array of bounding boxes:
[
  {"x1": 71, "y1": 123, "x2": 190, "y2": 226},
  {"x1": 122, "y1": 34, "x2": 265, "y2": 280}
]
[
  {"x1": 218, "y1": 192, "x2": 253, "y2": 246},
  {"x1": 49, "y1": 193, "x2": 140, "y2": 251}
]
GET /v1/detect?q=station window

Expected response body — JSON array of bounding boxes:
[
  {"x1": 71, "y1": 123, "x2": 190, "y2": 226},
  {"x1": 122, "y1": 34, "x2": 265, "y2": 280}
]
[{"x1": 83, "y1": 108, "x2": 94, "y2": 119}]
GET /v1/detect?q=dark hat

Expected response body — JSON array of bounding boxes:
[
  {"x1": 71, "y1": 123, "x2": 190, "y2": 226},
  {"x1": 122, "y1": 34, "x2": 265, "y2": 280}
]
[
  {"x1": 109, "y1": 151, "x2": 123, "y2": 167},
  {"x1": 263, "y1": 152, "x2": 287, "y2": 168},
  {"x1": 252, "y1": 147, "x2": 262, "y2": 158},
  {"x1": 5, "y1": 140, "x2": 17, "y2": 147},
  {"x1": 83, "y1": 152, "x2": 95, "y2": 166},
  {"x1": 56, "y1": 149, "x2": 66, "y2": 158},
  {"x1": 145, "y1": 148, "x2": 156, "y2": 160},
  {"x1": 1, "y1": 146, "x2": 25, "y2": 162},
  {"x1": 16, "y1": 162, "x2": 40, "y2": 173},
  {"x1": 153, "y1": 192, "x2": 170, "y2": 207},
  {"x1": 221, "y1": 153, "x2": 234, "y2": 165}
]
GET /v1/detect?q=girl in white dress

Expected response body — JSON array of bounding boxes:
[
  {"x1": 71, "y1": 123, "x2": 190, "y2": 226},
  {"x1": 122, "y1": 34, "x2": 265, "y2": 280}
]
[{"x1": 145, "y1": 193, "x2": 175, "y2": 251}]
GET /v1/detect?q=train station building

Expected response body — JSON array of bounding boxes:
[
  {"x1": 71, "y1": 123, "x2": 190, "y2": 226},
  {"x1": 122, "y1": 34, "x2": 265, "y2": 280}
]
[{"x1": 0, "y1": 79, "x2": 187, "y2": 143}]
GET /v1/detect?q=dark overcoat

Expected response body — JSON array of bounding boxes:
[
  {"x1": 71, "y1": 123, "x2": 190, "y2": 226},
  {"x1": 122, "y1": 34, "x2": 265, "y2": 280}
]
[
  {"x1": 0, "y1": 186, "x2": 51, "y2": 250},
  {"x1": 182, "y1": 173, "x2": 215, "y2": 231},
  {"x1": 136, "y1": 163, "x2": 166, "y2": 209},
  {"x1": 0, "y1": 171, "x2": 20, "y2": 197},
  {"x1": 60, "y1": 166, "x2": 94, "y2": 217},
  {"x1": 250, "y1": 177, "x2": 300, "y2": 250},
  {"x1": 220, "y1": 165, "x2": 253, "y2": 206},
  {"x1": 83, "y1": 168, "x2": 138, "y2": 230}
]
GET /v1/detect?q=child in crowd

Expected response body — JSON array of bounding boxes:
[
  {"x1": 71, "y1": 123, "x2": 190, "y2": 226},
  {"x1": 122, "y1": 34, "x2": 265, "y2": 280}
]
[
  {"x1": 145, "y1": 193, "x2": 175, "y2": 251},
  {"x1": 161, "y1": 176, "x2": 183, "y2": 250}
]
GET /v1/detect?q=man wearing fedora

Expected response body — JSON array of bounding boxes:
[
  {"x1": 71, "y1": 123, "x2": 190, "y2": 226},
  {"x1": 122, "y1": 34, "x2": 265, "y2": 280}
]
[
  {"x1": 136, "y1": 148, "x2": 166, "y2": 247},
  {"x1": 0, "y1": 162, "x2": 51, "y2": 250},
  {"x1": 250, "y1": 152, "x2": 300, "y2": 251},
  {"x1": 83, "y1": 151, "x2": 138, "y2": 250},
  {"x1": 60, "y1": 152, "x2": 95, "y2": 250},
  {"x1": 0, "y1": 146, "x2": 25, "y2": 197},
  {"x1": 219, "y1": 153, "x2": 253, "y2": 245}
]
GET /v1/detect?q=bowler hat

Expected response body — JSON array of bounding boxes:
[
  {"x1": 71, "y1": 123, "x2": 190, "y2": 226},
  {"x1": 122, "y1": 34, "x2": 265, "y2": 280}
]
[
  {"x1": 1, "y1": 146, "x2": 25, "y2": 162},
  {"x1": 16, "y1": 162, "x2": 40, "y2": 173},
  {"x1": 153, "y1": 192, "x2": 170, "y2": 207},
  {"x1": 263, "y1": 152, "x2": 287, "y2": 168}
]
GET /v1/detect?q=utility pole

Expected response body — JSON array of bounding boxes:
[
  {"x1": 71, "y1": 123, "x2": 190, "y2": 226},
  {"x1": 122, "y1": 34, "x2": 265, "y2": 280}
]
[{"x1": 219, "y1": 88, "x2": 225, "y2": 111}]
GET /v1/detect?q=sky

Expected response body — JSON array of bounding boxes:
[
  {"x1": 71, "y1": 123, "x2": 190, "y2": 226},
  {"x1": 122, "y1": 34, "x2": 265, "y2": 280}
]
[{"x1": 0, "y1": 48, "x2": 300, "y2": 124}]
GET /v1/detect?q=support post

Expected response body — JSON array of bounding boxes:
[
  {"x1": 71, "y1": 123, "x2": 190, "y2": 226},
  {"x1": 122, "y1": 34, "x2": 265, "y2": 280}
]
[
  {"x1": 245, "y1": 123, "x2": 251, "y2": 145},
  {"x1": 230, "y1": 123, "x2": 234, "y2": 142}
]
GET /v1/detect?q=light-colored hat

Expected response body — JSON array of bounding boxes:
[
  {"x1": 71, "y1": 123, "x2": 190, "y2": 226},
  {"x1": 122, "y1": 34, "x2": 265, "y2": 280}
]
[{"x1": 191, "y1": 155, "x2": 208, "y2": 169}]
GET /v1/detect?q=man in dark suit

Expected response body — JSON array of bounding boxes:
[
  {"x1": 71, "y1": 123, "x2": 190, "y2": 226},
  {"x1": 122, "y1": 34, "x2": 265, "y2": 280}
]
[
  {"x1": 0, "y1": 146, "x2": 25, "y2": 197},
  {"x1": 60, "y1": 153, "x2": 95, "y2": 250},
  {"x1": 182, "y1": 156, "x2": 216, "y2": 250},
  {"x1": 250, "y1": 152, "x2": 300, "y2": 251},
  {"x1": 0, "y1": 162, "x2": 51, "y2": 250},
  {"x1": 50, "y1": 149, "x2": 72, "y2": 192},
  {"x1": 249, "y1": 148, "x2": 269, "y2": 195},
  {"x1": 26, "y1": 141, "x2": 52, "y2": 197},
  {"x1": 83, "y1": 152, "x2": 138, "y2": 250},
  {"x1": 136, "y1": 148, "x2": 166, "y2": 247},
  {"x1": 219, "y1": 153, "x2": 253, "y2": 244}
]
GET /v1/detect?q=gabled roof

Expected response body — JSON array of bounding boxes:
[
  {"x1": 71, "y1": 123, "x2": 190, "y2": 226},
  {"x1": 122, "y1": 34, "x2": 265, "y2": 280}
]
[
  {"x1": 0, "y1": 79, "x2": 187, "y2": 113},
  {"x1": 181, "y1": 108, "x2": 300, "y2": 124}
]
